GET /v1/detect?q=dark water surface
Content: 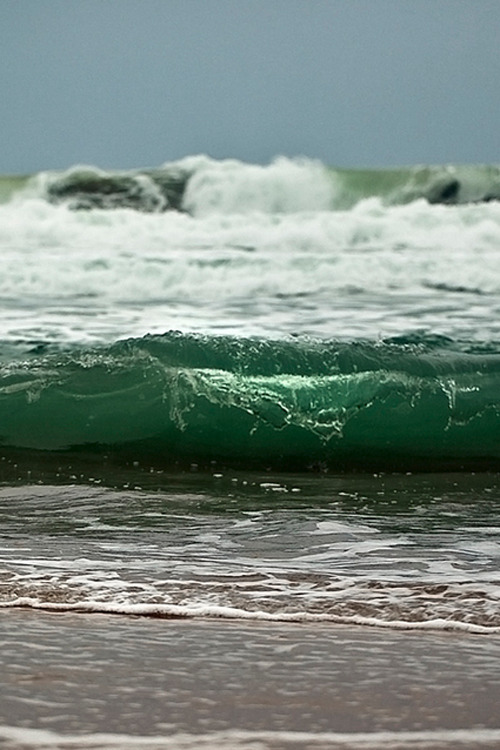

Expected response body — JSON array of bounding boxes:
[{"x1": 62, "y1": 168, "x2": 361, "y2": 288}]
[{"x1": 1, "y1": 460, "x2": 500, "y2": 632}]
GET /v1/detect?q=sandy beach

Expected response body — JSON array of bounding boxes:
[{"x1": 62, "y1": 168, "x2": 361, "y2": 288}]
[{"x1": 1, "y1": 609, "x2": 500, "y2": 749}]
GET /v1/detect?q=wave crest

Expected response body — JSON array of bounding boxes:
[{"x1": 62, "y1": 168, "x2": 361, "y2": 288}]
[
  {"x1": 1, "y1": 332, "x2": 499, "y2": 469},
  {"x1": 6, "y1": 156, "x2": 500, "y2": 214}
]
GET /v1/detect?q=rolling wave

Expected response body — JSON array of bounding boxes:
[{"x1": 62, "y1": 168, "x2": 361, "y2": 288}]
[
  {"x1": 1, "y1": 331, "x2": 499, "y2": 469},
  {"x1": 2, "y1": 156, "x2": 500, "y2": 214}
]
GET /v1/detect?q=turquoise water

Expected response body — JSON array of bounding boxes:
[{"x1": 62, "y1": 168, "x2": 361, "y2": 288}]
[{"x1": 1, "y1": 332, "x2": 499, "y2": 469}]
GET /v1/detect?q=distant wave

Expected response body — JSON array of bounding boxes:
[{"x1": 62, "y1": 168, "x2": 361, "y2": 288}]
[
  {"x1": 1, "y1": 331, "x2": 499, "y2": 470},
  {"x1": 2, "y1": 156, "x2": 500, "y2": 213}
]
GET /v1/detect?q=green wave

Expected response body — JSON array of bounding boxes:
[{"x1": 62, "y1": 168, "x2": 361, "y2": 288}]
[
  {"x1": 0, "y1": 174, "x2": 30, "y2": 203},
  {"x1": 1, "y1": 332, "x2": 499, "y2": 470}
]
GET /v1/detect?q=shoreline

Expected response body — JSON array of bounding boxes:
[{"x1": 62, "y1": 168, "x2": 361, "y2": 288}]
[
  {"x1": 2, "y1": 610, "x2": 500, "y2": 749},
  {"x1": 2, "y1": 601, "x2": 500, "y2": 636}
]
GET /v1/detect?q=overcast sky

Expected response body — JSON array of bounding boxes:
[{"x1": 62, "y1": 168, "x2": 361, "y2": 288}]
[{"x1": 2, "y1": 0, "x2": 500, "y2": 174}]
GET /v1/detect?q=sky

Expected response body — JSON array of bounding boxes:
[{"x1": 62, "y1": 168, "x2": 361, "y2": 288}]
[{"x1": 2, "y1": 0, "x2": 500, "y2": 174}]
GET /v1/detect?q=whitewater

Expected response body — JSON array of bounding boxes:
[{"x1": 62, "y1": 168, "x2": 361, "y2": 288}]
[{"x1": 2, "y1": 156, "x2": 500, "y2": 348}]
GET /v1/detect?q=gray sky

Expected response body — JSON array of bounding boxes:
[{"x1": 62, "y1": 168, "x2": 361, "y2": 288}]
[{"x1": 2, "y1": 0, "x2": 500, "y2": 174}]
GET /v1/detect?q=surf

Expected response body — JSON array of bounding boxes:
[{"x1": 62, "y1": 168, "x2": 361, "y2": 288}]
[{"x1": 3, "y1": 156, "x2": 500, "y2": 213}]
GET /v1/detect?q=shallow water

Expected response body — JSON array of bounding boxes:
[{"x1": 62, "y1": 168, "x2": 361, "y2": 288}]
[
  {"x1": 2, "y1": 612, "x2": 500, "y2": 748},
  {"x1": 1, "y1": 463, "x2": 499, "y2": 633}
]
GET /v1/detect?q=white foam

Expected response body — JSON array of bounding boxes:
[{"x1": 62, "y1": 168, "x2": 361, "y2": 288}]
[
  {"x1": 2, "y1": 183, "x2": 500, "y2": 344},
  {"x1": 3, "y1": 597, "x2": 500, "y2": 634},
  {"x1": 177, "y1": 155, "x2": 336, "y2": 216},
  {"x1": 2, "y1": 725, "x2": 500, "y2": 749}
]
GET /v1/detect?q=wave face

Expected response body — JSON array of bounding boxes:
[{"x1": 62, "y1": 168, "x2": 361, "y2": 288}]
[
  {"x1": 1, "y1": 332, "x2": 499, "y2": 469},
  {"x1": 3, "y1": 156, "x2": 500, "y2": 214}
]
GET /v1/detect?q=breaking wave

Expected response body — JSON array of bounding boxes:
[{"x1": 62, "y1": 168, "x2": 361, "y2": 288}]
[
  {"x1": 3, "y1": 156, "x2": 500, "y2": 214},
  {"x1": 1, "y1": 331, "x2": 499, "y2": 470}
]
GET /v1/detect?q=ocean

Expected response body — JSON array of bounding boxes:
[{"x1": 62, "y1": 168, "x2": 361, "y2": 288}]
[{"x1": 1, "y1": 156, "x2": 500, "y2": 749}]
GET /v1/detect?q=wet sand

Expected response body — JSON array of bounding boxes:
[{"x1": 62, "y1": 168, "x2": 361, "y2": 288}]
[{"x1": 1, "y1": 609, "x2": 500, "y2": 749}]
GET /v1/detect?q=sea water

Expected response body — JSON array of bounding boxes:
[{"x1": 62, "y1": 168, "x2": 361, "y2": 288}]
[{"x1": 1, "y1": 156, "x2": 500, "y2": 748}]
